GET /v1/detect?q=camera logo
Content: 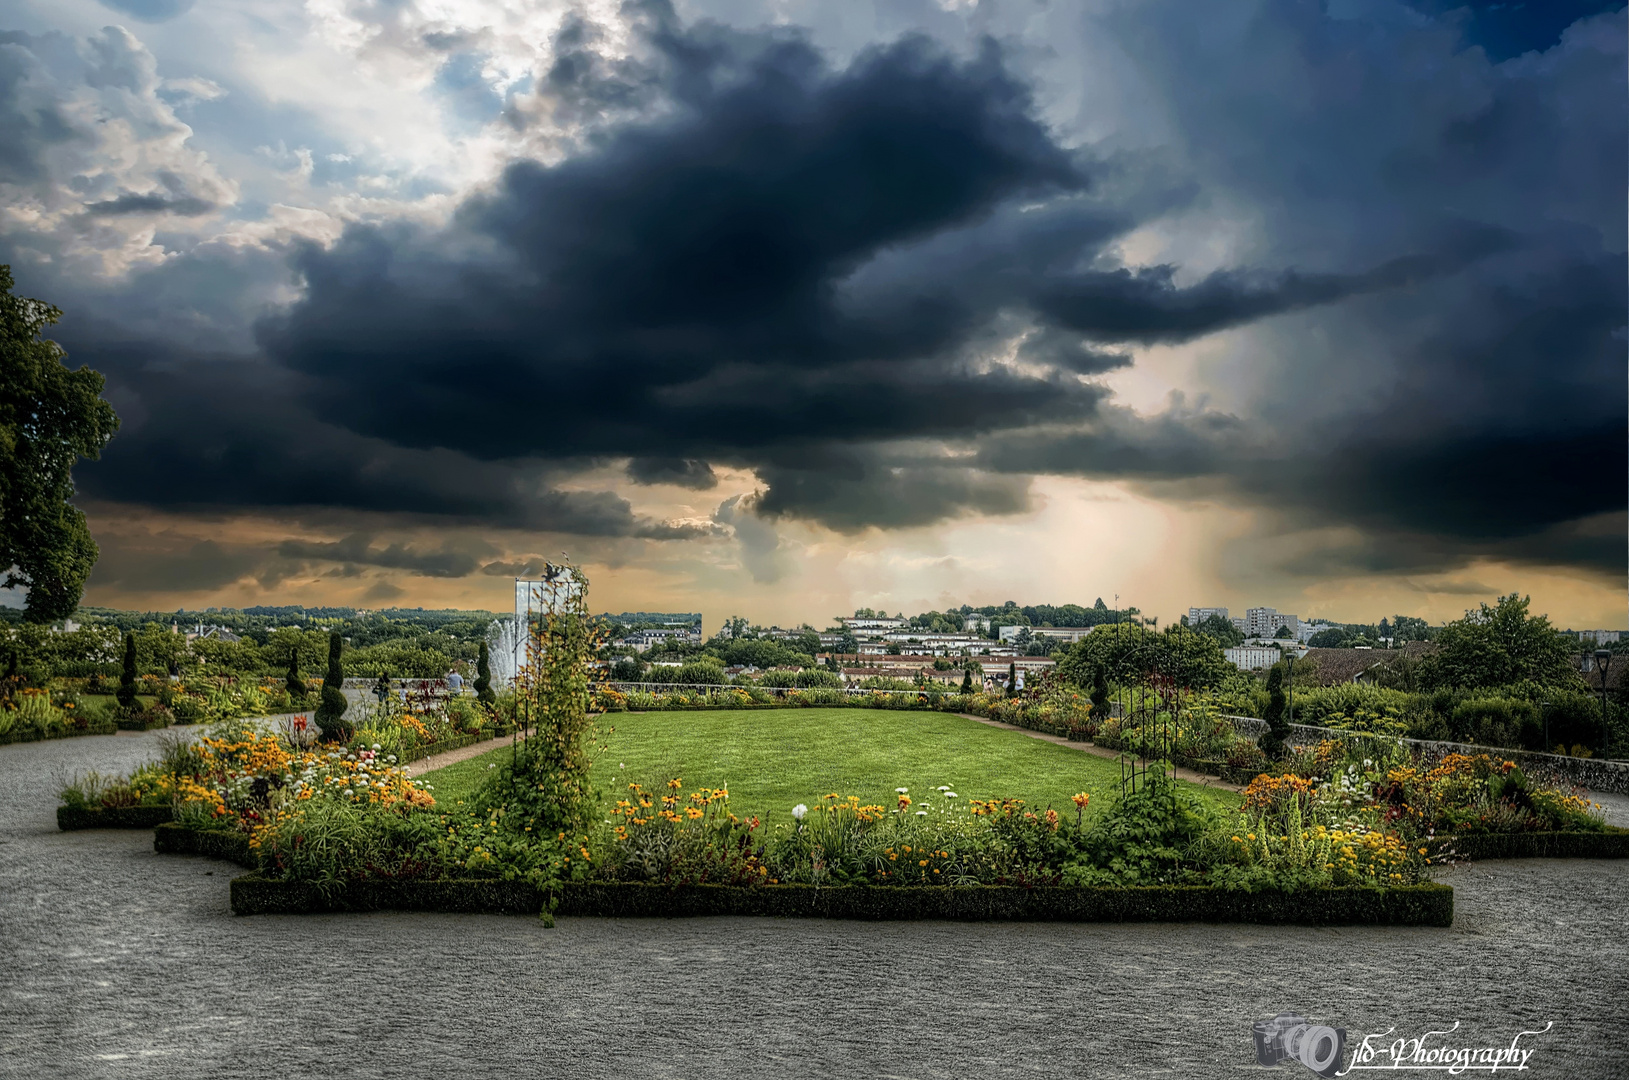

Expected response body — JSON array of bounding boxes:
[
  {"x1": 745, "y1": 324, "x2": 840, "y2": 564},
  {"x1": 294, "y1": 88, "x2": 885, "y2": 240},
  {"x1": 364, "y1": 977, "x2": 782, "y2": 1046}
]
[{"x1": 1253, "y1": 1012, "x2": 1347, "y2": 1077}]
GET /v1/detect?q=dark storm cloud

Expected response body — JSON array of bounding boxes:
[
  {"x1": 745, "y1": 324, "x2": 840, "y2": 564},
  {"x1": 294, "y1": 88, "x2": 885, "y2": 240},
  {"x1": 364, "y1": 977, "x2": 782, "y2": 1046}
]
[
  {"x1": 626, "y1": 457, "x2": 718, "y2": 489},
  {"x1": 66, "y1": 347, "x2": 702, "y2": 541},
  {"x1": 82, "y1": 192, "x2": 215, "y2": 216},
  {"x1": 251, "y1": 10, "x2": 1468, "y2": 536},
  {"x1": 979, "y1": 251, "x2": 1629, "y2": 575},
  {"x1": 88, "y1": 538, "x2": 263, "y2": 593},
  {"x1": 276, "y1": 534, "x2": 489, "y2": 578}
]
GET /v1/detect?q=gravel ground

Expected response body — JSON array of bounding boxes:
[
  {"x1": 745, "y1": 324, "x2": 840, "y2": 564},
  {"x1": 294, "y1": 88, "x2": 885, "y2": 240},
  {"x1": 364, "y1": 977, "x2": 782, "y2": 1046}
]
[{"x1": 3, "y1": 733, "x2": 1627, "y2": 1080}]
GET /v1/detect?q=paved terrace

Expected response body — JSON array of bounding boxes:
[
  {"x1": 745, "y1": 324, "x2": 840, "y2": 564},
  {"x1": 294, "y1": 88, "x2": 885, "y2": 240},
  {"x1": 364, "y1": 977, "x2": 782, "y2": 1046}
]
[{"x1": 1, "y1": 731, "x2": 1625, "y2": 1079}]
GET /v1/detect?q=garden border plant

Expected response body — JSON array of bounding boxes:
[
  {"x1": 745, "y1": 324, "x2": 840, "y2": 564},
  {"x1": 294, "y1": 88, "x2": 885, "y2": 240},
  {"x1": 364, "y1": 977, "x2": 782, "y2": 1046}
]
[{"x1": 224, "y1": 873, "x2": 1454, "y2": 925}]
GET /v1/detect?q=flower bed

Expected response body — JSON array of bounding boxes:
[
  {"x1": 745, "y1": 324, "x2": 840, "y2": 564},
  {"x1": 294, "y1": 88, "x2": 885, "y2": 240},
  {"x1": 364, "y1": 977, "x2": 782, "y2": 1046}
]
[{"x1": 224, "y1": 872, "x2": 1452, "y2": 924}]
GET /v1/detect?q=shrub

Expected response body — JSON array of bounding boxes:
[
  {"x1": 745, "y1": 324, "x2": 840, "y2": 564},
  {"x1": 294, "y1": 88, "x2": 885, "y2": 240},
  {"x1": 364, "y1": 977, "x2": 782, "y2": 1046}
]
[
  {"x1": 284, "y1": 642, "x2": 307, "y2": 701},
  {"x1": 315, "y1": 631, "x2": 351, "y2": 742},
  {"x1": 1067, "y1": 773, "x2": 1213, "y2": 886},
  {"x1": 1259, "y1": 667, "x2": 1288, "y2": 759},
  {"x1": 475, "y1": 640, "x2": 496, "y2": 704},
  {"x1": 115, "y1": 632, "x2": 138, "y2": 711}
]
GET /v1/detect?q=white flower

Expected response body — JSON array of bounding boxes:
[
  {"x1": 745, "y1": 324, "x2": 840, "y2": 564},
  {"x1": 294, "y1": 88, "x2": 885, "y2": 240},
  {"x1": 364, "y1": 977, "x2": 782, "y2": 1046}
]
[
  {"x1": 915, "y1": 810, "x2": 927, "y2": 816},
  {"x1": 895, "y1": 787, "x2": 909, "y2": 794},
  {"x1": 937, "y1": 785, "x2": 949, "y2": 791},
  {"x1": 946, "y1": 792, "x2": 958, "y2": 798},
  {"x1": 792, "y1": 804, "x2": 808, "y2": 820},
  {"x1": 620, "y1": 762, "x2": 626, "y2": 769},
  {"x1": 373, "y1": 743, "x2": 383, "y2": 751},
  {"x1": 488, "y1": 763, "x2": 496, "y2": 769},
  {"x1": 342, "y1": 789, "x2": 354, "y2": 796}
]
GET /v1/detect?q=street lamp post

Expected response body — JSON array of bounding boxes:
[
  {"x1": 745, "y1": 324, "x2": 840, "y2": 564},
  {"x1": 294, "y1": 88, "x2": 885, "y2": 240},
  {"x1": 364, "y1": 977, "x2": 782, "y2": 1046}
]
[
  {"x1": 1286, "y1": 650, "x2": 1295, "y2": 729},
  {"x1": 1593, "y1": 650, "x2": 1612, "y2": 750}
]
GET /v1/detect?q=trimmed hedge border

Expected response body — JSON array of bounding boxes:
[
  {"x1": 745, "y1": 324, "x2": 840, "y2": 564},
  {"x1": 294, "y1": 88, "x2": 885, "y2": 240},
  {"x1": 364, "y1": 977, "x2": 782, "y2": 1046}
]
[
  {"x1": 1427, "y1": 829, "x2": 1629, "y2": 861},
  {"x1": 153, "y1": 822, "x2": 254, "y2": 866},
  {"x1": 227, "y1": 876, "x2": 1453, "y2": 924},
  {"x1": 57, "y1": 804, "x2": 174, "y2": 831},
  {"x1": 1, "y1": 720, "x2": 118, "y2": 746},
  {"x1": 115, "y1": 714, "x2": 173, "y2": 732},
  {"x1": 400, "y1": 733, "x2": 481, "y2": 763}
]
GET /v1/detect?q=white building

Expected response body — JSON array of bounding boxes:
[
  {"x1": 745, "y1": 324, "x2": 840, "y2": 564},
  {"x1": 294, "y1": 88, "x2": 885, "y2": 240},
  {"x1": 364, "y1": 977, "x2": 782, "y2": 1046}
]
[
  {"x1": 996, "y1": 625, "x2": 1095, "y2": 645},
  {"x1": 961, "y1": 613, "x2": 991, "y2": 633},
  {"x1": 882, "y1": 632, "x2": 991, "y2": 654},
  {"x1": 841, "y1": 616, "x2": 909, "y2": 632},
  {"x1": 1224, "y1": 646, "x2": 1283, "y2": 671},
  {"x1": 1188, "y1": 606, "x2": 1230, "y2": 625},
  {"x1": 1245, "y1": 606, "x2": 1300, "y2": 638},
  {"x1": 616, "y1": 627, "x2": 702, "y2": 652},
  {"x1": 1576, "y1": 630, "x2": 1622, "y2": 646}
]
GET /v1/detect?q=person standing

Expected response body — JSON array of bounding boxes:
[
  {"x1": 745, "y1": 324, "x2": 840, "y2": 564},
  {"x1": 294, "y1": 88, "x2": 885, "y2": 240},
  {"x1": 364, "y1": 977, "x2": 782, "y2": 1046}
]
[{"x1": 447, "y1": 668, "x2": 464, "y2": 695}]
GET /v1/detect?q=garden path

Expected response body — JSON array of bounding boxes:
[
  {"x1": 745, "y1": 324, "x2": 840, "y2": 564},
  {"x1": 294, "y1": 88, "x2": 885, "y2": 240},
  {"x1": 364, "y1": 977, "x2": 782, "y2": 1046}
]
[
  {"x1": 4, "y1": 730, "x2": 1629, "y2": 1078},
  {"x1": 405, "y1": 730, "x2": 529, "y2": 777},
  {"x1": 958, "y1": 713, "x2": 1245, "y2": 792}
]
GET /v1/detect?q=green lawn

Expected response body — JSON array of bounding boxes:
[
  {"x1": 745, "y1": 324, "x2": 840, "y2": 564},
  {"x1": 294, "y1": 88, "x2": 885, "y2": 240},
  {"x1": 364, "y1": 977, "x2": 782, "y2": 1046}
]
[{"x1": 419, "y1": 708, "x2": 1240, "y2": 825}]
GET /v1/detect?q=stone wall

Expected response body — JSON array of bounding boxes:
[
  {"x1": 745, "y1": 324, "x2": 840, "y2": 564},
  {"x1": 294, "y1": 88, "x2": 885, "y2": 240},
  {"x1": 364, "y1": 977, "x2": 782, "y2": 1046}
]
[{"x1": 1222, "y1": 715, "x2": 1629, "y2": 795}]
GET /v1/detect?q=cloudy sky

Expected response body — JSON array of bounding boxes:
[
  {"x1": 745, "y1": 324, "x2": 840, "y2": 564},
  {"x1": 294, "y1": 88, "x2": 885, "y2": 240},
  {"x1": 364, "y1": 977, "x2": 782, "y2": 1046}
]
[{"x1": 3, "y1": 0, "x2": 1624, "y2": 627}]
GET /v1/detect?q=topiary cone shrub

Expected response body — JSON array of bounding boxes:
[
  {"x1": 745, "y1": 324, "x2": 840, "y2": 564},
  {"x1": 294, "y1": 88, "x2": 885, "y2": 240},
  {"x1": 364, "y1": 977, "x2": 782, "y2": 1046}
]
[
  {"x1": 314, "y1": 631, "x2": 351, "y2": 742},
  {"x1": 285, "y1": 642, "x2": 307, "y2": 702},
  {"x1": 475, "y1": 639, "x2": 496, "y2": 705},
  {"x1": 1259, "y1": 665, "x2": 1289, "y2": 759},
  {"x1": 115, "y1": 632, "x2": 138, "y2": 712},
  {"x1": 1090, "y1": 662, "x2": 1110, "y2": 722}
]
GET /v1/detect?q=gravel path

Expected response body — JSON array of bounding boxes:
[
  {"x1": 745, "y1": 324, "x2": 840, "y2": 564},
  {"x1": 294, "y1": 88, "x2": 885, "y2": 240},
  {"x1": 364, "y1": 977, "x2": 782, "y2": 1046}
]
[{"x1": 2, "y1": 733, "x2": 1626, "y2": 1079}]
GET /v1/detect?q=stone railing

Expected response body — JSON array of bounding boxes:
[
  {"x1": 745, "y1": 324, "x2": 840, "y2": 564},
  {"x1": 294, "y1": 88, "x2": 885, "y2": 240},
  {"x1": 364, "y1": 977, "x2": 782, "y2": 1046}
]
[{"x1": 1220, "y1": 715, "x2": 1629, "y2": 795}]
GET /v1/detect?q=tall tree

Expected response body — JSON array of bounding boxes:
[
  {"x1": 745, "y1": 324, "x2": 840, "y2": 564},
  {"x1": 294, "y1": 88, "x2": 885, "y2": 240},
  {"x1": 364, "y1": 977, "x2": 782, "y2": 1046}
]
[
  {"x1": 0, "y1": 267, "x2": 119, "y2": 621},
  {"x1": 1422, "y1": 594, "x2": 1580, "y2": 690}
]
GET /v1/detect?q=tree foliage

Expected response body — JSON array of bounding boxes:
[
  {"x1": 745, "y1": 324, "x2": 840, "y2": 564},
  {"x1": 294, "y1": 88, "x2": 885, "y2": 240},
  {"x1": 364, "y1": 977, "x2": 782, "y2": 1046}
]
[
  {"x1": 0, "y1": 267, "x2": 119, "y2": 621},
  {"x1": 1191, "y1": 612, "x2": 1244, "y2": 648},
  {"x1": 1420, "y1": 595, "x2": 1581, "y2": 691},
  {"x1": 1055, "y1": 623, "x2": 1234, "y2": 691}
]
